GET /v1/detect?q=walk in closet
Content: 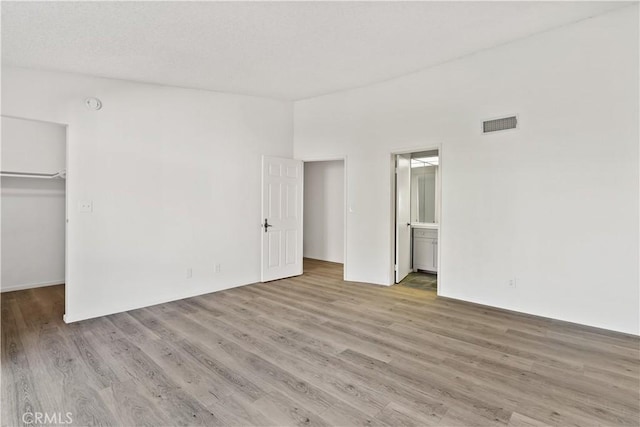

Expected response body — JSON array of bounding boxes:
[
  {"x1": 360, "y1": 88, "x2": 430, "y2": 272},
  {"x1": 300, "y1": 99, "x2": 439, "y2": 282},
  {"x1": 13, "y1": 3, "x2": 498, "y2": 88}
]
[{"x1": 1, "y1": 116, "x2": 66, "y2": 292}]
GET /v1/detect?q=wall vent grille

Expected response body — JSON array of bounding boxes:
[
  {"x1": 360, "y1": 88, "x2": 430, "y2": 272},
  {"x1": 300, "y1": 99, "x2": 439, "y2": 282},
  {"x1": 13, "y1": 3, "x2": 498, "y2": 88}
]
[{"x1": 483, "y1": 116, "x2": 517, "y2": 133}]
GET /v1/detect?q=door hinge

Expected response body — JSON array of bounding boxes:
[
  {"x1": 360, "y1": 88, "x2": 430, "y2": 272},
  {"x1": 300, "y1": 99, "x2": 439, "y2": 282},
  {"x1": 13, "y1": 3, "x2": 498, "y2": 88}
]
[{"x1": 394, "y1": 264, "x2": 398, "y2": 271}]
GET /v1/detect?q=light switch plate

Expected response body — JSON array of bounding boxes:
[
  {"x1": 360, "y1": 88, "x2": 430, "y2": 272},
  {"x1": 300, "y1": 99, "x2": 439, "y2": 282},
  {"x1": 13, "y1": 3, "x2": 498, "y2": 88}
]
[{"x1": 78, "y1": 201, "x2": 93, "y2": 213}]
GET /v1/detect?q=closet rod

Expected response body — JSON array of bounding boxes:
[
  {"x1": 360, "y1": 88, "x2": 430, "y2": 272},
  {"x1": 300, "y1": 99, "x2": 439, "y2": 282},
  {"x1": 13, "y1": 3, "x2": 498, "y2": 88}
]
[{"x1": 0, "y1": 170, "x2": 66, "y2": 179}]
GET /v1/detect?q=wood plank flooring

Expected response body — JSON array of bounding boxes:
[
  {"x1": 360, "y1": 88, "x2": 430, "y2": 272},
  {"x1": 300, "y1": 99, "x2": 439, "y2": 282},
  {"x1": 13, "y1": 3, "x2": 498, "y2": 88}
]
[{"x1": 2, "y1": 258, "x2": 639, "y2": 426}]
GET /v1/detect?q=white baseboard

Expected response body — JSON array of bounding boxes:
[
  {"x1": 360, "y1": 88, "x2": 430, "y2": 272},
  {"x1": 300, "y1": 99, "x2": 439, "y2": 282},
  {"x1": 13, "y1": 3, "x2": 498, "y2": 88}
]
[
  {"x1": 1, "y1": 280, "x2": 64, "y2": 293},
  {"x1": 303, "y1": 256, "x2": 344, "y2": 264},
  {"x1": 63, "y1": 278, "x2": 256, "y2": 323}
]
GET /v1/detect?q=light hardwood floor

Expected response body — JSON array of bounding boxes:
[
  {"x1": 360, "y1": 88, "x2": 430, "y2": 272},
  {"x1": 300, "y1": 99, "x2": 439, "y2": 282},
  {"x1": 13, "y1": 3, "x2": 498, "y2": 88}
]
[{"x1": 2, "y1": 259, "x2": 639, "y2": 426}]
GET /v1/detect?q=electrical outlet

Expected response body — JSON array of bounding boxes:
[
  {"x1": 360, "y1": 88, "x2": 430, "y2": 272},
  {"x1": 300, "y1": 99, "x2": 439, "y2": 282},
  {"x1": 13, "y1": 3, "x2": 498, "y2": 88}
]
[
  {"x1": 186, "y1": 268, "x2": 193, "y2": 279},
  {"x1": 78, "y1": 201, "x2": 93, "y2": 213},
  {"x1": 509, "y1": 278, "x2": 517, "y2": 288},
  {"x1": 214, "y1": 263, "x2": 221, "y2": 273}
]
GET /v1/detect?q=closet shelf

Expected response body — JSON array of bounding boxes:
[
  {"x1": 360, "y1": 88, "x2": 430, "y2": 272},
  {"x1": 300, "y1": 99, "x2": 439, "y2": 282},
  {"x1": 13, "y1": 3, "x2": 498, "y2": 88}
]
[{"x1": 0, "y1": 170, "x2": 66, "y2": 179}]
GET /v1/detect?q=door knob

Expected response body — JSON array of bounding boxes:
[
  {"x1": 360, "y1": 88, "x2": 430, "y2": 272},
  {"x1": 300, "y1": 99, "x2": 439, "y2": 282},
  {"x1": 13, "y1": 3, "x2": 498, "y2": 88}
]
[
  {"x1": 407, "y1": 223, "x2": 411, "y2": 227},
  {"x1": 263, "y1": 218, "x2": 273, "y2": 232}
]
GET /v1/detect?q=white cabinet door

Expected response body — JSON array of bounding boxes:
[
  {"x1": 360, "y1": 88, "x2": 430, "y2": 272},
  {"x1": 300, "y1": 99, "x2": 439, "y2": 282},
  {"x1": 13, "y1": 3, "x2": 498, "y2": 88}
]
[
  {"x1": 413, "y1": 237, "x2": 434, "y2": 271},
  {"x1": 413, "y1": 232, "x2": 438, "y2": 272},
  {"x1": 432, "y1": 238, "x2": 438, "y2": 273}
]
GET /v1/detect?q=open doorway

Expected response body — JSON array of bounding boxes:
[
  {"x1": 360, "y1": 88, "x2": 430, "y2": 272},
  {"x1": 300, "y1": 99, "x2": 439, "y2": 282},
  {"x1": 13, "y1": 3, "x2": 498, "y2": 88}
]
[
  {"x1": 303, "y1": 159, "x2": 346, "y2": 279},
  {"x1": 393, "y1": 149, "x2": 440, "y2": 291},
  {"x1": 1, "y1": 116, "x2": 67, "y2": 308}
]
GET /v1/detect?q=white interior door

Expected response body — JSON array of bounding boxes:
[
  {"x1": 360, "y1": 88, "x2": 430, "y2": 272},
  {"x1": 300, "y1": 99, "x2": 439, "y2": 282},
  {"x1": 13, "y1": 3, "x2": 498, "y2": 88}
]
[
  {"x1": 395, "y1": 154, "x2": 412, "y2": 283},
  {"x1": 261, "y1": 156, "x2": 304, "y2": 282}
]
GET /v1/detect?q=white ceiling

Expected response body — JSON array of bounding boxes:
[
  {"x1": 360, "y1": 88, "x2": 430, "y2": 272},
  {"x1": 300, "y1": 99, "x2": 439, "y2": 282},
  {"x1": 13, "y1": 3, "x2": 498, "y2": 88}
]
[{"x1": 1, "y1": 1, "x2": 630, "y2": 100}]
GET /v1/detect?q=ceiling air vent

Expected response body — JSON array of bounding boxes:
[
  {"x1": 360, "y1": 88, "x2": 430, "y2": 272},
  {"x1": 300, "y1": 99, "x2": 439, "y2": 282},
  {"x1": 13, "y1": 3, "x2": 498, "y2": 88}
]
[{"x1": 483, "y1": 115, "x2": 518, "y2": 133}]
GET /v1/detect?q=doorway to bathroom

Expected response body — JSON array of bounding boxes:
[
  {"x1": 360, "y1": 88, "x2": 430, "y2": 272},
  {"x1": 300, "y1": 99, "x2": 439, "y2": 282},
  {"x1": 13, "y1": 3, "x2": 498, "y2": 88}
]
[{"x1": 393, "y1": 148, "x2": 440, "y2": 292}]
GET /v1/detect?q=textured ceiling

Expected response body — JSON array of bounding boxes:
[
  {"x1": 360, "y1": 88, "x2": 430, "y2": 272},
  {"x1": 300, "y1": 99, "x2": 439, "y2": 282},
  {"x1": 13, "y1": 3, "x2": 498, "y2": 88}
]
[{"x1": 1, "y1": 1, "x2": 630, "y2": 100}]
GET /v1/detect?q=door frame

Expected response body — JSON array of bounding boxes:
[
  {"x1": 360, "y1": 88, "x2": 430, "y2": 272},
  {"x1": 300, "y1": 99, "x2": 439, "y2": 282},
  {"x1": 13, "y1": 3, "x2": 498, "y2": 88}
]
[
  {"x1": 298, "y1": 156, "x2": 348, "y2": 281},
  {"x1": 389, "y1": 144, "x2": 443, "y2": 293}
]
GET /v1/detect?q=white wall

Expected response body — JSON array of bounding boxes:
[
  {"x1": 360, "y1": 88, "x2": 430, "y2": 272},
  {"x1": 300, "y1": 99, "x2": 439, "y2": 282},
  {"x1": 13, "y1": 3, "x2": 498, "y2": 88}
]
[
  {"x1": 1, "y1": 117, "x2": 66, "y2": 173},
  {"x1": 294, "y1": 7, "x2": 639, "y2": 334},
  {"x1": 1, "y1": 117, "x2": 66, "y2": 291},
  {"x1": 303, "y1": 160, "x2": 344, "y2": 263},
  {"x1": 1, "y1": 67, "x2": 292, "y2": 322}
]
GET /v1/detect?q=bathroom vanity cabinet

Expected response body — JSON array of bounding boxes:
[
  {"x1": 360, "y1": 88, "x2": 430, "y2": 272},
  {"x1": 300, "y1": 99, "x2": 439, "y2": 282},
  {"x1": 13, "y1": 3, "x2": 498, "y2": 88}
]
[{"x1": 413, "y1": 228, "x2": 438, "y2": 272}]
